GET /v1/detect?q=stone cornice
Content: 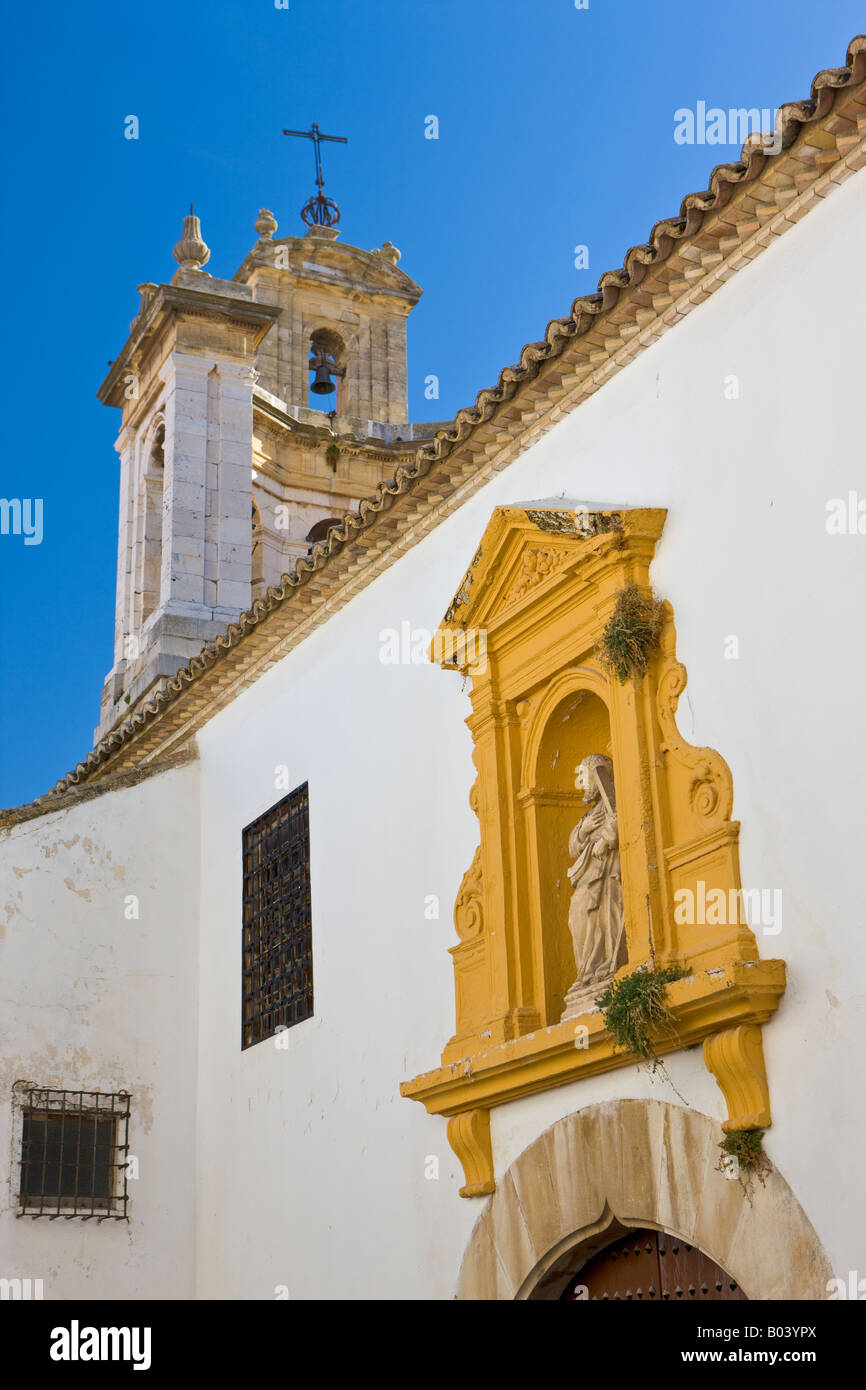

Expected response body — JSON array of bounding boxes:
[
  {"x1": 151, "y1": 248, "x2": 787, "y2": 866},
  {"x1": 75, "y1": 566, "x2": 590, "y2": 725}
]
[
  {"x1": 234, "y1": 233, "x2": 423, "y2": 304},
  {"x1": 400, "y1": 961, "x2": 786, "y2": 1117},
  {"x1": 251, "y1": 389, "x2": 421, "y2": 464},
  {"x1": 98, "y1": 280, "x2": 281, "y2": 409}
]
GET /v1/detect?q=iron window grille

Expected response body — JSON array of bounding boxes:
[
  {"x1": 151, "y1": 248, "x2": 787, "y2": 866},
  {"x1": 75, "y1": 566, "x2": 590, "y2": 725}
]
[
  {"x1": 242, "y1": 783, "x2": 313, "y2": 1049},
  {"x1": 15, "y1": 1086, "x2": 131, "y2": 1220}
]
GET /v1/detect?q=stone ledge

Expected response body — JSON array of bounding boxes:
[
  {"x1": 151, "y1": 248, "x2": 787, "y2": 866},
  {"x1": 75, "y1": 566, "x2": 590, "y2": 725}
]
[{"x1": 401, "y1": 959, "x2": 786, "y2": 1117}]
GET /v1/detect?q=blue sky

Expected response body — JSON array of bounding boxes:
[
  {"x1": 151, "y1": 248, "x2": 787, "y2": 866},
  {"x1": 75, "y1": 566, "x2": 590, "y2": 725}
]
[{"x1": 0, "y1": 0, "x2": 861, "y2": 807}]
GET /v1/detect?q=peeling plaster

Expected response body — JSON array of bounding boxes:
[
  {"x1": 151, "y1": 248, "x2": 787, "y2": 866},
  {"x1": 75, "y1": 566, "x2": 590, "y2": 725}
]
[{"x1": 63, "y1": 877, "x2": 93, "y2": 902}]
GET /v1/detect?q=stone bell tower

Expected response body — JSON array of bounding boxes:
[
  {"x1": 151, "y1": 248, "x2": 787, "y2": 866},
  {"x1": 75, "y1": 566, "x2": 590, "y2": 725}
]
[{"x1": 95, "y1": 203, "x2": 444, "y2": 743}]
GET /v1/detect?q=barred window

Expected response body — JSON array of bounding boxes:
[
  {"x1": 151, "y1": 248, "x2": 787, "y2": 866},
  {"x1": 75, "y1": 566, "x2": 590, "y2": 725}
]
[
  {"x1": 16, "y1": 1087, "x2": 131, "y2": 1220},
  {"x1": 242, "y1": 783, "x2": 313, "y2": 1049}
]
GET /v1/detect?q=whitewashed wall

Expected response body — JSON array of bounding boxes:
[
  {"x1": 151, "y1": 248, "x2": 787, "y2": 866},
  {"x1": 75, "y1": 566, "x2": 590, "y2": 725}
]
[
  {"x1": 195, "y1": 165, "x2": 866, "y2": 1299},
  {"x1": 0, "y1": 763, "x2": 199, "y2": 1299}
]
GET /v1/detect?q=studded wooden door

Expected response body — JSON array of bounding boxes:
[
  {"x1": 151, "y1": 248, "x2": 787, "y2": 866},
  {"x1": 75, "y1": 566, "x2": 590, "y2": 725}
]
[{"x1": 561, "y1": 1228, "x2": 747, "y2": 1301}]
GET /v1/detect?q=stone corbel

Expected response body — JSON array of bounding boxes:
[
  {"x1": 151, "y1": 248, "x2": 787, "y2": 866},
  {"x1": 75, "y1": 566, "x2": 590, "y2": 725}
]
[
  {"x1": 447, "y1": 1109, "x2": 495, "y2": 1197},
  {"x1": 703, "y1": 1024, "x2": 771, "y2": 1131}
]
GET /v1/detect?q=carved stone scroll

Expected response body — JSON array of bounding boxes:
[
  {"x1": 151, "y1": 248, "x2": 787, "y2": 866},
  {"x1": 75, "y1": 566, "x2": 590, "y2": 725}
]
[
  {"x1": 447, "y1": 1109, "x2": 495, "y2": 1197},
  {"x1": 704, "y1": 1025, "x2": 771, "y2": 1131}
]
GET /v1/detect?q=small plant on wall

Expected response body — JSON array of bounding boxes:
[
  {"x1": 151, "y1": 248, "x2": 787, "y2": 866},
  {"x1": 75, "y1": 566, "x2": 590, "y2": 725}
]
[
  {"x1": 717, "y1": 1128, "x2": 772, "y2": 1203},
  {"x1": 595, "y1": 963, "x2": 686, "y2": 1067},
  {"x1": 597, "y1": 584, "x2": 665, "y2": 683}
]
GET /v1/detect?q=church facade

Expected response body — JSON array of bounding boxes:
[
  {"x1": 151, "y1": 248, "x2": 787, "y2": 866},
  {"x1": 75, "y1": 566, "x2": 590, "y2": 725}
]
[{"x1": 1, "y1": 37, "x2": 865, "y2": 1301}]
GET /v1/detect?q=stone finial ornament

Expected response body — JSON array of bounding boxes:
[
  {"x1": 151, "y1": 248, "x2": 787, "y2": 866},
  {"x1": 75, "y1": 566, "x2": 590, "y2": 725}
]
[
  {"x1": 136, "y1": 282, "x2": 158, "y2": 312},
  {"x1": 379, "y1": 240, "x2": 401, "y2": 266},
  {"x1": 172, "y1": 207, "x2": 210, "y2": 271},
  {"x1": 254, "y1": 208, "x2": 278, "y2": 240},
  {"x1": 561, "y1": 753, "x2": 626, "y2": 1020},
  {"x1": 130, "y1": 282, "x2": 158, "y2": 333}
]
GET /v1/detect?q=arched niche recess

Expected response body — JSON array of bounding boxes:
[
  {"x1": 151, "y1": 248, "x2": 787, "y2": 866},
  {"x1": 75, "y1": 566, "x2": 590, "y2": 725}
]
[
  {"x1": 522, "y1": 677, "x2": 618, "y2": 1025},
  {"x1": 457, "y1": 1100, "x2": 833, "y2": 1301},
  {"x1": 251, "y1": 498, "x2": 265, "y2": 598}
]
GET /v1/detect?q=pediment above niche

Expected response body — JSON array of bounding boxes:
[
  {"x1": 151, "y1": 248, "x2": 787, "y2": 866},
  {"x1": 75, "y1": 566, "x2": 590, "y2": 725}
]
[{"x1": 441, "y1": 504, "x2": 658, "y2": 633}]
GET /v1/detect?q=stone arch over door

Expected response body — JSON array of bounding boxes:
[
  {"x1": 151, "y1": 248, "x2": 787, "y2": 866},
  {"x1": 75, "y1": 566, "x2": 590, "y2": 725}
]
[{"x1": 457, "y1": 1099, "x2": 832, "y2": 1300}]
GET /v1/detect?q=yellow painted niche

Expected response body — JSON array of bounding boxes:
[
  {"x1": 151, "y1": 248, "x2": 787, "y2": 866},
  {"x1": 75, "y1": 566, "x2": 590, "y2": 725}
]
[{"x1": 400, "y1": 505, "x2": 785, "y2": 1196}]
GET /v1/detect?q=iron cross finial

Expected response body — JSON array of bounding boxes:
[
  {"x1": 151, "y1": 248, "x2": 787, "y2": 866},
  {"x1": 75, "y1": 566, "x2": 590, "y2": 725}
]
[{"x1": 282, "y1": 123, "x2": 348, "y2": 228}]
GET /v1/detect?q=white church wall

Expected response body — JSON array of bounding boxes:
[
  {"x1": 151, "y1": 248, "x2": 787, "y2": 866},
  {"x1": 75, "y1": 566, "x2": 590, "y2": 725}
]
[
  {"x1": 194, "y1": 164, "x2": 866, "y2": 1299},
  {"x1": 0, "y1": 762, "x2": 200, "y2": 1299}
]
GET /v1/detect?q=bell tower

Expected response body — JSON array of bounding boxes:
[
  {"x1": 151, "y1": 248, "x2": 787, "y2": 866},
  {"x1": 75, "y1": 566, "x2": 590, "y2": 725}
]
[{"x1": 95, "y1": 195, "x2": 445, "y2": 743}]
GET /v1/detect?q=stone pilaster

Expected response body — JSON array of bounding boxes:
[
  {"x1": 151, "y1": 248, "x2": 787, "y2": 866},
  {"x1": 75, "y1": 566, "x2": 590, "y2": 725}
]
[
  {"x1": 209, "y1": 360, "x2": 256, "y2": 617},
  {"x1": 161, "y1": 352, "x2": 209, "y2": 614}
]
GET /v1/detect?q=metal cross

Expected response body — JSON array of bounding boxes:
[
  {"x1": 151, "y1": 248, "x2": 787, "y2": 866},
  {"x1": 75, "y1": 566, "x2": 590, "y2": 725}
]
[{"x1": 283, "y1": 123, "x2": 348, "y2": 195}]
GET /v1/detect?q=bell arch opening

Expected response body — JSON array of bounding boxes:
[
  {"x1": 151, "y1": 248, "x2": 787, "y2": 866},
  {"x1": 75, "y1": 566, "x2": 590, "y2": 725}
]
[
  {"x1": 251, "y1": 498, "x2": 264, "y2": 599},
  {"x1": 308, "y1": 327, "x2": 347, "y2": 411}
]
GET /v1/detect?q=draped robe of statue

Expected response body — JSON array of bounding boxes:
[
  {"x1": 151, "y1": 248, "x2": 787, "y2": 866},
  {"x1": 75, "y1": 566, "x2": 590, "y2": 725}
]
[{"x1": 561, "y1": 754, "x2": 626, "y2": 1019}]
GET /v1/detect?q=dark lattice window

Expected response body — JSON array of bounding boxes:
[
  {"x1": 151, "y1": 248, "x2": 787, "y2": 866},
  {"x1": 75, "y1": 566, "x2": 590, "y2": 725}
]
[
  {"x1": 242, "y1": 783, "x2": 313, "y2": 1049},
  {"x1": 16, "y1": 1088, "x2": 131, "y2": 1220}
]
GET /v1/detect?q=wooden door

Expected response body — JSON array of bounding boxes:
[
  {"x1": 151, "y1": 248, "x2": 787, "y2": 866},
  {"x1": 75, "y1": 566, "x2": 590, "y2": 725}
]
[{"x1": 561, "y1": 1228, "x2": 747, "y2": 1301}]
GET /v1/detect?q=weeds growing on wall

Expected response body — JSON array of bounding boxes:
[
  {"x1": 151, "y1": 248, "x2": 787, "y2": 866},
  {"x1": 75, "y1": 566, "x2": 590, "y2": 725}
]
[
  {"x1": 597, "y1": 584, "x2": 665, "y2": 683},
  {"x1": 717, "y1": 1128, "x2": 772, "y2": 1202},
  {"x1": 595, "y1": 964, "x2": 686, "y2": 1064}
]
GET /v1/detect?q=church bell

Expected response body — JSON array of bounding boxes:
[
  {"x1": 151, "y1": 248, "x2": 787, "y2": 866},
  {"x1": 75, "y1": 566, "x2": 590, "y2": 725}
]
[
  {"x1": 309, "y1": 348, "x2": 340, "y2": 395},
  {"x1": 310, "y1": 363, "x2": 336, "y2": 395}
]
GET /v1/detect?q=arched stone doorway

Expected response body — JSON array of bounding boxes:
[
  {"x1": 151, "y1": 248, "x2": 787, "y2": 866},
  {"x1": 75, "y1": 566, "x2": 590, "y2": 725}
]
[{"x1": 457, "y1": 1099, "x2": 832, "y2": 1300}]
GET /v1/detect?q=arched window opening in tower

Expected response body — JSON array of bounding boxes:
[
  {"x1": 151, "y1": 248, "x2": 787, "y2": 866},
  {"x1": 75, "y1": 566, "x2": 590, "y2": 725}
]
[
  {"x1": 140, "y1": 422, "x2": 165, "y2": 626},
  {"x1": 151, "y1": 423, "x2": 165, "y2": 469},
  {"x1": 309, "y1": 328, "x2": 346, "y2": 410},
  {"x1": 251, "y1": 500, "x2": 264, "y2": 596}
]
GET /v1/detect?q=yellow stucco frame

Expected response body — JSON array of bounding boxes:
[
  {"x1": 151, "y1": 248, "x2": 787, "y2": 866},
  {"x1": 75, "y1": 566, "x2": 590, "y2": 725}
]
[{"x1": 400, "y1": 506, "x2": 785, "y2": 1196}]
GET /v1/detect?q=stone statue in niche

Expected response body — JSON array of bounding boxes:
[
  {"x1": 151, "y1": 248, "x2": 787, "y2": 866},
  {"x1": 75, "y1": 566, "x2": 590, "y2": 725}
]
[{"x1": 561, "y1": 753, "x2": 627, "y2": 1020}]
